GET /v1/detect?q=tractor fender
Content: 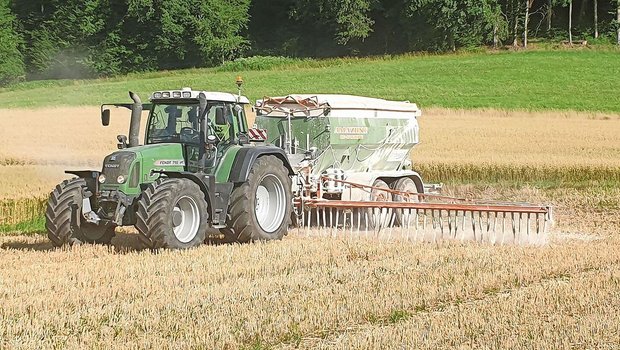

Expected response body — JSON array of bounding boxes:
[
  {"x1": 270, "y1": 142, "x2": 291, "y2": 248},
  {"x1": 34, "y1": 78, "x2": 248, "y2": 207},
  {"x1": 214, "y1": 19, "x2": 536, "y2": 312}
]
[
  {"x1": 228, "y1": 146, "x2": 294, "y2": 183},
  {"x1": 153, "y1": 171, "x2": 233, "y2": 227},
  {"x1": 65, "y1": 170, "x2": 101, "y2": 195}
]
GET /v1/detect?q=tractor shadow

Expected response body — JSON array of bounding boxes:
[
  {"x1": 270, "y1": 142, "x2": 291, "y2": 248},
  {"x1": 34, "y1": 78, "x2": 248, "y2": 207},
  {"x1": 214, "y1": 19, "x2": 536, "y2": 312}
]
[
  {"x1": 1, "y1": 232, "x2": 236, "y2": 254},
  {"x1": 0, "y1": 237, "x2": 55, "y2": 251},
  {"x1": 0, "y1": 232, "x2": 150, "y2": 254}
]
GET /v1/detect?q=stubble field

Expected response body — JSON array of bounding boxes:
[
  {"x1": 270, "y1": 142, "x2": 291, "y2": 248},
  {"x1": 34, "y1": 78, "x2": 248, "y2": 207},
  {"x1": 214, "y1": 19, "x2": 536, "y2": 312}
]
[{"x1": 1, "y1": 103, "x2": 619, "y2": 348}]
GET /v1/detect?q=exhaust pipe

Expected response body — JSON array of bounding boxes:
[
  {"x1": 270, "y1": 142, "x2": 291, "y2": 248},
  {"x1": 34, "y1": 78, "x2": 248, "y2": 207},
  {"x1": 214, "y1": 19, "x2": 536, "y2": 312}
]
[{"x1": 129, "y1": 91, "x2": 142, "y2": 148}]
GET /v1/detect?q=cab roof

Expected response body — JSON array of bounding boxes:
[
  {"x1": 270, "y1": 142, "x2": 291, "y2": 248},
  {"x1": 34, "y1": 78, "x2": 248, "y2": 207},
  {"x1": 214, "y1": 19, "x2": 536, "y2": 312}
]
[{"x1": 150, "y1": 88, "x2": 250, "y2": 104}]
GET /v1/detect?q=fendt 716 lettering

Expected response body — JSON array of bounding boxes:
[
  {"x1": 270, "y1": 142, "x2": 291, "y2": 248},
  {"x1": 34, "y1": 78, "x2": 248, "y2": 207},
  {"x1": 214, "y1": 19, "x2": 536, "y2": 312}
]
[{"x1": 46, "y1": 80, "x2": 553, "y2": 249}]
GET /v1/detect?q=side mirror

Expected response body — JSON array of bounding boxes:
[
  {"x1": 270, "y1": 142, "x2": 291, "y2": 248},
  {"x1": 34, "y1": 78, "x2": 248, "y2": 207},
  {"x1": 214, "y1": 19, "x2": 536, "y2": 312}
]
[
  {"x1": 233, "y1": 104, "x2": 244, "y2": 115},
  {"x1": 101, "y1": 109, "x2": 111, "y2": 126},
  {"x1": 215, "y1": 108, "x2": 226, "y2": 125},
  {"x1": 117, "y1": 134, "x2": 128, "y2": 149}
]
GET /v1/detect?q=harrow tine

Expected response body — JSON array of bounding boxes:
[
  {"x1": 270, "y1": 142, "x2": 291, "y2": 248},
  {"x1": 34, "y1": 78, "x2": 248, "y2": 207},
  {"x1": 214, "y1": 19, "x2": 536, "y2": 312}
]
[
  {"x1": 471, "y1": 211, "x2": 476, "y2": 242},
  {"x1": 492, "y1": 212, "x2": 498, "y2": 245},
  {"x1": 387, "y1": 210, "x2": 396, "y2": 242},
  {"x1": 527, "y1": 213, "x2": 530, "y2": 239},
  {"x1": 415, "y1": 209, "x2": 419, "y2": 242},
  {"x1": 405, "y1": 209, "x2": 411, "y2": 241},
  {"x1": 307, "y1": 207, "x2": 313, "y2": 236},
  {"x1": 501, "y1": 213, "x2": 506, "y2": 246},
  {"x1": 335, "y1": 209, "x2": 340, "y2": 237},
  {"x1": 451, "y1": 210, "x2": 456, "y2": 240},
  {"x1": 460, "y1": 211, "x2": 466, "y2": 242},
  {"x1": 440, "y1": 210, "x2": 445, "y2": 239},
  {"x1": 349, "y1": 210, "x2": 354, "y2": 236},
  {"x1": 511, "y1": 212, "x2": 516, "y2": 242},
  {"x1": 357, "y1": 208, "x2": 361, "y2": 233},
  {"x1": 486, "y1": 212, "x2": 491, "y2": 241}
]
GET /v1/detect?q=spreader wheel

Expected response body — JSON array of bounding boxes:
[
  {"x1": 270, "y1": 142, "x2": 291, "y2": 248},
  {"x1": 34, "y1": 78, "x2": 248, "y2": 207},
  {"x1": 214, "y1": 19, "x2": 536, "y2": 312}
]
[
  {"x1": 392, "y1": 177, "x2": 420, "y2": 227},
  {"x1": 368, "y1": 179, "x2": 392, "y2": 230}
]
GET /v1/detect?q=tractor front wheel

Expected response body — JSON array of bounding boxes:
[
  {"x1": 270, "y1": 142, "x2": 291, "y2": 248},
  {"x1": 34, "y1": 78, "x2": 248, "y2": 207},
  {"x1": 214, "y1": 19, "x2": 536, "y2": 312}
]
[
  {"x1": 46, "y1": 178, "x2": 115, "y2": 247},
  {"x1": 223, "y1": 156, "x2": 292, "y2": 243},
  {"x1": 136, "y1": 178, "x2": 208, "y2": 249}
]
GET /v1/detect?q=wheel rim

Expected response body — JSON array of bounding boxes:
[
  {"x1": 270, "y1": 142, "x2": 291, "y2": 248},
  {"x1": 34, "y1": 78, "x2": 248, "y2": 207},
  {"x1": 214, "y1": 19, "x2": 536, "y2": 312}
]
[
  {"x1": 172, "y1": 195, "x2": 200, "y2": 243},
  {"x1": 255, "y1": 174, "x2": 286, "y2": 233},
  {"x1": 370, "y1": 180, "x2": 391, "y2": 228}
]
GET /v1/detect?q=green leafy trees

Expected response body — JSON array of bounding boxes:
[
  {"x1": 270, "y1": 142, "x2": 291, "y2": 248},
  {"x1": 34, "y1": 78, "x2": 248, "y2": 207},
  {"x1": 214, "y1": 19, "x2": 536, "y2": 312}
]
[{"x1": 0, "y1": 0, "x2": 24, "y2": 85}]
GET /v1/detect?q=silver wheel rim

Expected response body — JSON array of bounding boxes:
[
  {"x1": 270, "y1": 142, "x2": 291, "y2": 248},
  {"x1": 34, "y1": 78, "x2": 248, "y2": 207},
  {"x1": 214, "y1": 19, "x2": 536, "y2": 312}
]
[
  {"x1": 370, "y1": 181, "x2": 391, "y2": 229},
  {"x1": 172, "y1": 195, "x2": 200, "y2": 243},
  {"x1": 255, "y1": 174, "x2": 286, "y2": 233}
]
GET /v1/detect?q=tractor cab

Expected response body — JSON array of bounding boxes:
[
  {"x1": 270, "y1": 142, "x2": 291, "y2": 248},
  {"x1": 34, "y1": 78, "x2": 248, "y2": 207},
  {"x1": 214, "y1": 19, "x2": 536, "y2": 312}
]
[
  {"x1": 146, "y1": 88, "x2": 251, "y2": 147},
  {"x1": 144, "y1": 88, "x2": 251, "y2": 172}
]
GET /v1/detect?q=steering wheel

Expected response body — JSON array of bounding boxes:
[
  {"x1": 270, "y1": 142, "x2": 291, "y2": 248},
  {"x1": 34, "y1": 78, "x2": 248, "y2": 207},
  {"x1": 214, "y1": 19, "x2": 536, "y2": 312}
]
[{"x1": 179, "y1": 127, "x2": 200, "y2": 143}]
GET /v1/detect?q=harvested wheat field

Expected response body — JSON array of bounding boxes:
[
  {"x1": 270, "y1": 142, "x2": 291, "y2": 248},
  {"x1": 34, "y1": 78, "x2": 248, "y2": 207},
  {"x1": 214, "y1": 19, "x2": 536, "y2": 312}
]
[{"x1": 1, "y1": 106, "x2": 620, "y2": 348}]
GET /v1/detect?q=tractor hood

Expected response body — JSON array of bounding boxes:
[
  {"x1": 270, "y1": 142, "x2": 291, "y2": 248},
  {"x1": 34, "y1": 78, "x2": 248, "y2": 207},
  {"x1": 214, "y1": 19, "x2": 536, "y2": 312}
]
[{"x1": 99, "y1": 143, "x2": 185, "y2": 195}]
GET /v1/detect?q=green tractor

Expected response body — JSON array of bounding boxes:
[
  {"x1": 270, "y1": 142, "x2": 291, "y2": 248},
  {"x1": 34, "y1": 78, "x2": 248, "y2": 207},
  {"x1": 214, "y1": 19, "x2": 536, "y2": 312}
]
[{"x1": 45, "y1": 86, "x2": 293, "y2": 249}]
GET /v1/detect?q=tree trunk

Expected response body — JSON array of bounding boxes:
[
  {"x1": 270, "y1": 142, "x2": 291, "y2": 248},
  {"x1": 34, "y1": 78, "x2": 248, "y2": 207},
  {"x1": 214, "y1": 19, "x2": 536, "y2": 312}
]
[
  {"x1": 568, "y1": 0, "x2": 573, "y2": 45},
  {"x1": 493, "y1": 23, "x2": 499, "y2": 48},
  {"x1": 594, "y1": 0, "x2": 598, "y2": 38},
  {"x1": 617, "y1": 0, "x2": 620, "y2": 46},
  {"x1": 524, "y1": 0, "x2": 530, "y2": 48},
  {"x1": 547, "y1": 0, "x2": 552, "y2": 32},
  {"x1": 513, "y1": 1, "x2": 520, "y2": 47}
]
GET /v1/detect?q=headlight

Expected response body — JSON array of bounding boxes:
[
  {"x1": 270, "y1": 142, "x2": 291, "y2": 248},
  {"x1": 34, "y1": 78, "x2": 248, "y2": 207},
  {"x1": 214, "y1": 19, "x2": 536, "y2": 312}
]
[
  {"x1": 153, "y1": 92, "x2": 162, "y2": 99},
  {"x1": 98, "y1": 174, "x2": 106, "y2": 183},
  {"x1": 162, "y1": 92, "x2": 170, "y2": 98},
  {"x1": 117, "y1": 175, "x2": 126, "y2": 184},
  {"x1": 182, "y1": 92, "x2": 191, "y2": 98},
  {"x1": 173, "y1": 91, "x2": 181, "y2": 98}
]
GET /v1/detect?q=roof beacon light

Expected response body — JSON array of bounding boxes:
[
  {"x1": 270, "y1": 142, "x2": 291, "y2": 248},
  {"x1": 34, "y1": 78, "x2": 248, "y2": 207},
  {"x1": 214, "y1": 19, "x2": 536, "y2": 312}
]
[{"x1": 236, "y1": 76, "x2": 244, "y2": 102}]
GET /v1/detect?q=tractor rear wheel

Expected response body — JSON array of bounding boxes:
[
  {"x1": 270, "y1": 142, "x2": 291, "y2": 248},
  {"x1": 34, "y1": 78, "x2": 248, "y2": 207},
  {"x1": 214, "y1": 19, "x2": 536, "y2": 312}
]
[
  {"x1": 223, "y1": 156, "x2": 292, "y2": 243},
  {"x1": 136, "y1": 178, "x2": 208, "y2": 249},
  {"x1": 392, "y1": 177, "x2": 420, "y2": 227},
  {"x1": 46, "y1": 178, "x2": 115, "y2": 247}
]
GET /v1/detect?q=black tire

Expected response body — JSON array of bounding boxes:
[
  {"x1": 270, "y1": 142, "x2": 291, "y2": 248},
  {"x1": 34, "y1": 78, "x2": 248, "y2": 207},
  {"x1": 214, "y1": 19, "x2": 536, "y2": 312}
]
[
  {"x1": 223, "y1": 155, "x2": 292, "y2": 243},
  {"x1": 392, "y1": 177, "x2": 420, "y2": 227},
  {"x1": 135, "y1": 178, "x2": 208, "y2": 249},
  {"x1": 367, "y1": 179, "x2": 392, "y2": 230},
  {"x1": 45, "y1": 178, "x2": 115, "y2": 247}
]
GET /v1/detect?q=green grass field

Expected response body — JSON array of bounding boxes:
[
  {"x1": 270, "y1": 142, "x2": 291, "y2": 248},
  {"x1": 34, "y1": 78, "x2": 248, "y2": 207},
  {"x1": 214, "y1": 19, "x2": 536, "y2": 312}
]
[{"x1": 1, "y1": 50, "x2": 619, "y2": 112}]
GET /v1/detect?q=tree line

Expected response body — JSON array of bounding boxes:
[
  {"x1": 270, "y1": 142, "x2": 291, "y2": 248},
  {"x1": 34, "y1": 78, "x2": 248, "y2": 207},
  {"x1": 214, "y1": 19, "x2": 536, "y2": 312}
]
[{"x1": 1, "y1": 0, "x2": 619, "y2": 86}]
